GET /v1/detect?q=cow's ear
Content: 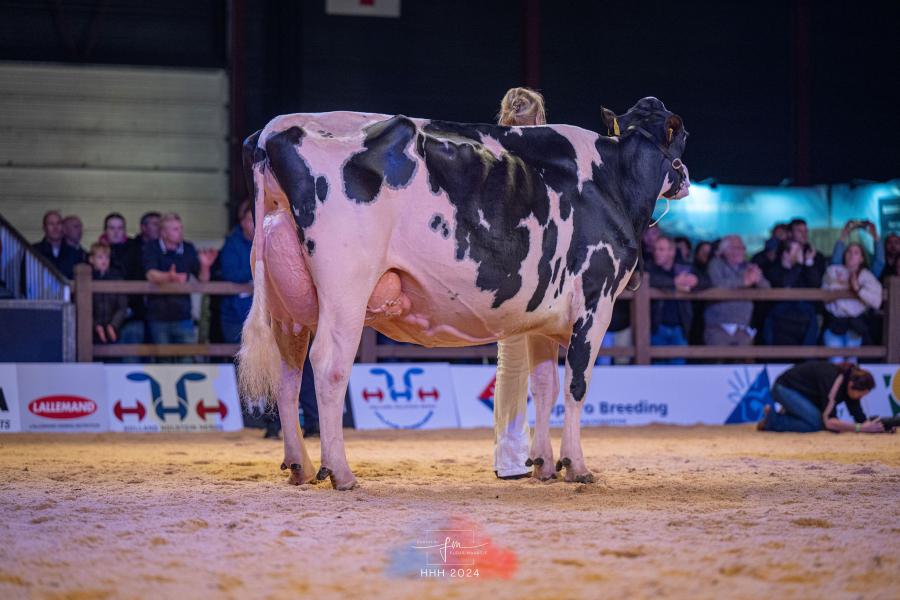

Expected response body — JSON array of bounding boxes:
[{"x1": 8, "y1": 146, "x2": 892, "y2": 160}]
[
  {"x1": 665, "y1": 115, "x2": 683, "y2": 145},
  {"x1": 601, "y1": 107, "x2": 620, "y2": 136}
]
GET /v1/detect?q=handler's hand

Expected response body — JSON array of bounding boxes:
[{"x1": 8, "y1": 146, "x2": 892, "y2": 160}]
[{"x1": 861, "y1": 418, "x2": 885, "y2": 433}]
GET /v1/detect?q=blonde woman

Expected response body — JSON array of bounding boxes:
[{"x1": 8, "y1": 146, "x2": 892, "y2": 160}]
[{"x1": 493, "y1": 87, "x2": 547, "y2": 479}]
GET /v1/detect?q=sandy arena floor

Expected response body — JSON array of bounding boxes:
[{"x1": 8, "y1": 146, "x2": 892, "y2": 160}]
[{"x1": 1, "y1": 425, "x2": 899, "y2": 600}]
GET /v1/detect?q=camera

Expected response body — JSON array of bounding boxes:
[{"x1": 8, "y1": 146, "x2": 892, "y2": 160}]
[{"x1": 877, "y1": 415, "x2": 900, "y2": 431}]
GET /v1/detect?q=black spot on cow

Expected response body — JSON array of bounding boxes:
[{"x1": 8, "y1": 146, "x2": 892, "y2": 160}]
[
  {"x1": 342, "y1": 115, "x2": 417, "y2": 204},
  {"x1": 418, "y1": 122, "x2": 580, "y2": 308},
  {"x1": 581, "y1": 246, "x2": 619, "y2": 313},
  {"x1": 526, "y1": 221, "x2": 558, "y2": 311},
  {"x1": 265, "y1": 127, "x2": 320, "y2": 233},
  {"x1": 566, "y1": 315, "x2": 593, "y2": 401},
  {"x1": 242, "y1": 130, "x2": 264, "y2": 221},
  {"x1": 557, "y1": 268, "x2": 566, "y2": 297},
  {"x1": 316, "y1": 176, "x2": 328, "y2": 202},
  {"x1": 305, "y1": 239, "x2": 316, "y2": 256},
  {"x1": 551, "y1": 257, "x2": 562, "y2": 285},
  {"x1": 429, "y1": 213, "x2": 451, "y2": 239}
]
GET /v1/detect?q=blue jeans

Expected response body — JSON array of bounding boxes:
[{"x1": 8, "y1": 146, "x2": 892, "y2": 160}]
[
  {"x1": 764, "y1": 384, "x2": 825, "y2": 432},
  {"x1": 651, "y1": 324, "x2": 687, "y2": 365},
  {"x1": 147, "y1": 319, "x2": 196, "y2": 363},
  {"x1": 822, "y1": 328, "x2": 861, "y2": 364},
  {"x1": 117, "y1": 320, "x2": 146, "y2": 363}
]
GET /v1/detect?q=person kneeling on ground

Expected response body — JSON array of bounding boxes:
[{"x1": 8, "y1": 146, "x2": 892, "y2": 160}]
[{"x1": 758, "y1": 361, "x2": 889, "y2": 433}]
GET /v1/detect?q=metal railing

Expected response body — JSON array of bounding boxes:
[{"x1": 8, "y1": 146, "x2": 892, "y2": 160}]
[
  {"x1": 73, "y1": 264, "x2": 900, "y2": 364},
  {"x1": 0, "y1": 213, "x2": 71, "y2": 301}
]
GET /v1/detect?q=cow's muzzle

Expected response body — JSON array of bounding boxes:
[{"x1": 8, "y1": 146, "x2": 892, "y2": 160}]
[{"x1": 664, "y1": 159, "x2": 690, "y2": 199}]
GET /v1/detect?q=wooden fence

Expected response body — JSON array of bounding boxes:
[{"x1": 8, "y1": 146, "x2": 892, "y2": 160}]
[{"x1": 74, "y1": 264, "x2": 900, "y2": 364}]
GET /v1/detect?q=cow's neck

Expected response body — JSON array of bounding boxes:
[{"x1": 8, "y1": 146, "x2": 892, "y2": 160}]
[{"x1": 595, "y1": 136, "x2": 667, "y2": 243}]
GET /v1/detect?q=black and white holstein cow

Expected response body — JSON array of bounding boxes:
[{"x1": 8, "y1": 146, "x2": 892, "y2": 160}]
[{"x1": 239, "y1": 97, "x2": 690, "y2": 489}]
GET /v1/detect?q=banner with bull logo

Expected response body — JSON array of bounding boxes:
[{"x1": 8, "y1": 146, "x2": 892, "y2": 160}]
[
  {"x1": 348, "y1": 363, "x2": 459, "y2": 430},
  {"x1": 16, "y1": 363, "x2": 109, "y2": 432},
  {"x1": 105, "y1": 365, "x2": 242, "y2": 433},
  {"x1": 0, "y1": 364, "x2": 22, "y2": 433}
]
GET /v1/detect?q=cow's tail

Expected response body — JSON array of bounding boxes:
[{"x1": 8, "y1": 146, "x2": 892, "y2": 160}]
[{"x1": 237, "y1": 137, "x2": 281, "y2": 409}]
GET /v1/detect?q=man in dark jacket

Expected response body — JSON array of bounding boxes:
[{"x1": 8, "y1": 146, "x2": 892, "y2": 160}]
[
  {"x1": 32, "y1": 210, "x2": 80, "y2": 279},
  {"x1": 647, "y1": 235, "x2": 709, "y2": 364},
  {"x1": 762, "y1": 239, "x2": 822, "y2": 345}
]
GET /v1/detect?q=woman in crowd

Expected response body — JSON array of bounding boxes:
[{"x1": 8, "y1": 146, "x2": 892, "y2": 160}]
[
  {"x1": 821, "y1": 242, "x2": 882, "y2": 361},
  {"x1": 758, "y1": 361, "x2": 888, "y2": 433},
  {"x1": 492, "y1": 87, "x2": 546, "y2": 480}
]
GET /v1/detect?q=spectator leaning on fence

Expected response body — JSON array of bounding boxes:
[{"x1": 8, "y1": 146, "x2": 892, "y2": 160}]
[
  {"x1": 647, "y1": 235, "x2": 709, "y2": 364},
  {"x1": 821, "y1": 242, "x2": 883, "y2": 361},
  {"x1": 89, "y1": 242, "x2": 128, "y2": 345},
  {"x1": 62, "y1": 215, "x2": 87, "y2": 265},
  {"x1": 704, "y1": 234, "x2": 770, "y2": 347},
  {"x1": 219, "y1": 200, "x2": 254, "y2": 344},
  {"x1": 143, "y1": 213, "x2": 218, "y2": 349},
  {"x1": 33, "y1": 210, "x2": 80, "y2": 279},
  {"x1": 762, "y1": 238, "x2": 822, "y2": 346}
]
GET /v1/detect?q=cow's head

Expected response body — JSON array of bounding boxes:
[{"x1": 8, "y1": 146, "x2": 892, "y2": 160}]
[{"x1": 602, "y1": 97, "x2": 690, "y2": 199}]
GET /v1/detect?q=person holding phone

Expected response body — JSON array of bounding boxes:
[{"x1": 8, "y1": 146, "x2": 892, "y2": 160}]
[{"x1": 831, "y1": 219, "x2": 886, "y2": 279}]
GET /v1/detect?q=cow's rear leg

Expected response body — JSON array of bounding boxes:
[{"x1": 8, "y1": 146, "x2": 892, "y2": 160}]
[
  {"x1": 526, "y1": 335, "x2": 559, "y2": 481},
  {"x1": 558, "y1": 310, "x2": 608, "y2": 484},
  {"x1": 274, "y1": 327, "x2": 316, "y2": 485},
  {"x1": 310, "y1": 306, "x2": 365, "y2": 490}
]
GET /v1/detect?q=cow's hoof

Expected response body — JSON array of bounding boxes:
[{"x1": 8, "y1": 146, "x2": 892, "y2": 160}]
[
  {"x1": 282, "y1": 462, "x2": 307, "y2": 485},
  {"x1": 525, "y1": 457, "x2": 545, "y2": 468},
  {"x1": 333, "y1": 478, "x2": 358, "y2": 491},
  {"x1": 316, "y1": 466, "x2": 333, "y2": 481},
  {"x1": 556, "y1": 457, "x2": 572, "y2": 472},
  {"x1": 572, "y1": 473, "x2": 595, "y2": 484}
]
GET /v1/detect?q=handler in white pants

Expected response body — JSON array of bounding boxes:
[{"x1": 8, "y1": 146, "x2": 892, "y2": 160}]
[
  {"x1": 493, "y1": 335, "x2": 532, "y2": 478},
  {"x1": 492, "y1": 87, "x2": 547, "y2": 479}
]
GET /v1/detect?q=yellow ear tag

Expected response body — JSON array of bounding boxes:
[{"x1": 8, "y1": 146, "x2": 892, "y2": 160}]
[
  {"x1": 667, "y1": 127, "x2": 674, "y2": 143},
  {"x1": 613, "y1": 118, "x2": 620, "y2": 136}
]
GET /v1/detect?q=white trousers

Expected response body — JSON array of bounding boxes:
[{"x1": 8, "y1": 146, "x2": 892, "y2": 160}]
[{"x1": 493, "y1": 335, "x2": 531, "y2": 476}]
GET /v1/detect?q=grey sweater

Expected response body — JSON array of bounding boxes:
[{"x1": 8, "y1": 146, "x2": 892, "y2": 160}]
[{"x1": 704, "y1": 257, "x2": 770, "y2": 327}]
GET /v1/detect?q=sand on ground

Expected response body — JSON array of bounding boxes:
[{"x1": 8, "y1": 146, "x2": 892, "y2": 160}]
[{"x1": 1, "y1": 425, "x2": 898, "y2": 600}]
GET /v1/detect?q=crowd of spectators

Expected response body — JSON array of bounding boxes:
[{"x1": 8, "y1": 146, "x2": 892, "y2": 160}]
[
  {"x1": 625, "y1": 217, "x2": 897, "y2": 363},
  {"x1": 25, "y1": 206, "x2": 899, "y2": 366},
  {"x1": 30, "y1": 207, "x2": 251, "y2": 361}
]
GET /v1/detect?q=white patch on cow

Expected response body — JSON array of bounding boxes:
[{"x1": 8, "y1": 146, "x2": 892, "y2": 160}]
[
  {"x1": 478, "y1": 209, "x2": 490, "y2": 231},
  {"x1": 506, "y1": 126, "x2": 524, "y2": 137},
  {"x1": 478, "y1": 133, "x2": 507, "y2": 160},
  {"x1": 658, "y1": 174, "x2": 673, "y2": 199}
]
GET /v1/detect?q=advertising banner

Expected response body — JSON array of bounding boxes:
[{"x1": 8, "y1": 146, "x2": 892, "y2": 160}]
[
  {"x1": 105, "y1": 365, "x2": 243, "y2": 433},
  {"x1": 0, "y1": 364, "x2": 21, "y2": 433},
  {"x1": 17, "y1": 363, "x2": 109, "y2": 432},
  {"x1": 349, "y1": 363, "x2": 459, "y2": 430}
]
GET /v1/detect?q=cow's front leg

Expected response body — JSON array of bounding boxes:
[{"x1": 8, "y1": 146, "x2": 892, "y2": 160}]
[
  {"x1": 526, "y1": 335, "x2": 559, "y2": 481},
  {"x1": 559, "y1": 311, "x2": 606, "y2": 483},
  {"x1": 310, "y1": 309, "x2": 365, "y2": 491}
]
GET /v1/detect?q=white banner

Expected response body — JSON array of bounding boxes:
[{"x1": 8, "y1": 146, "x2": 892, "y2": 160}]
[
  {"x1": 449, "y1": 363, "x2": 900, "y2": 429},
  {"x1": 105, "y1": 365, "x2": 243, "y2": 433},
  {"x1": 349, "y1": 363, "x2": 459, "y2": 430},
  {"x1": 17, "y1": 364, "x2": 109, "y2": 432},
  {"x1": 0, "y1": 364, "x2": 21, "y2": 433}
]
